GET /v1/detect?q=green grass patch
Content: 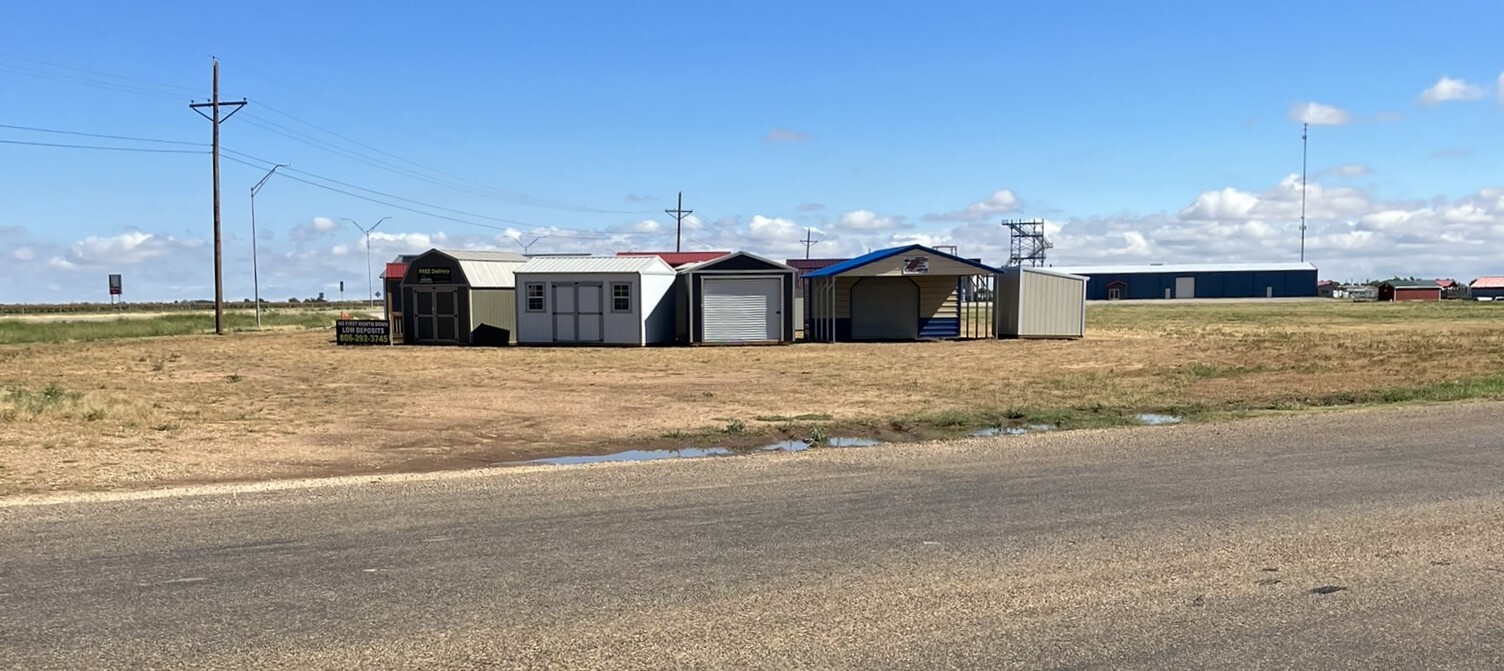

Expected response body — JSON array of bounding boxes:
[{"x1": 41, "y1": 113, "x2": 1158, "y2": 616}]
[
  {"x1": 3, "y1": 382, "x2": 83, "y2": 416},
  {"x1": 0, "y1": 310, "x2": 339, "y2": 345}
]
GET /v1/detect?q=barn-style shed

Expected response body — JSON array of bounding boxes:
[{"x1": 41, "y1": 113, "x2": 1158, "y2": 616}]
[
  {"x1": 996, "y1": 266, "x2": 1088, "y2": 339},
  {"x1": 803, "y1": 245, "x2": 1000, "y2": 342},
  {"x1": 676, "y1": 252, "x2": 796, "y2": 344},
  {"x1": 400, "y1": 249, "x2": 528, "y2": 346},
  {"x1": 512, "y1": 256, "x2": 678, "y2": 346}
]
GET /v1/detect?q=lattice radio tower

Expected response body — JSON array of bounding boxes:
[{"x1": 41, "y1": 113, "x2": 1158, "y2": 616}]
[{"x1": 1003, "y1": 219, "x2": 1051, "y2": 266}]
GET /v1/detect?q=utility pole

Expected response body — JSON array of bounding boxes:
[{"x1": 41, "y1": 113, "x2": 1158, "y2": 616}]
[
  {"x1": 665, "y1": 192, "x2": 692, "y2": 253},
  {"x1": 800, "y1": 228, "x2": 821, "y2": 259},
  {"x1": 249, "y1": 163, "x2": 288, "y2": 329},
  {"x1": 1299, "y1": 122, "x2": 1309, "y2": 263},
  {"x1": 190, "y1": 59, "x2": 247, "y2": 336},
  {"x1": 343, "y1": 217, "x2": 391, "y2": 309}
]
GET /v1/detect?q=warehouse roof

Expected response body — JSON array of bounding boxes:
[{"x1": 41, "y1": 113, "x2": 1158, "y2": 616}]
[
  {"x1": 786, "y1": 258, "x2": 849, "y2": 274},
  {"x1": 1048, "y1": 262, "x2": 1317, "y2": 275},
  {"x1": 802, "y1": 244, "x2": 998, "y2": 278},
  {"x1": 1470, "y1": 276, "x2": 1504, "y2": 289},
  {"x1": 515, "y1": 256, "x2": 677, "y2": 275},
  {"x1": 616, "y1": 251, "x2": 730, "y2": 267}
]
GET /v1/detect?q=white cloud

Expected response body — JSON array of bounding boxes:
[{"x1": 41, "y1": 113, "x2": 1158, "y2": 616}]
[
  {"x1": 55, "y1": 231, "x2": 201, "y2": 268},
  {"x1": 837, "y1": 209, "x2": 904, "y2": 232},
  {"x1": 1288, "y1": 102, "x2": 1351, "y2": 126},
  {"x1": 292, "y1": 216, "x2": 343, "y2": 240},
  {"x1": 11, "y1": 246, "x2": 35, "y2": 261},
  {"x1": 1419, "y1": 76, "x2": 1484, "y2": 106},
  {"x1": 312, "y1": 216, "x2": 337, "y2": 231},
  {"x1": 47, "y1": 256, "x2": 75, "y2": 270},
  {"x1": 763, "y1": 128, "x2": 812, "y2": 144},
  {"x1": 925, "y1": 189, "x2": 1022, "y2": 222},
  {"x1": 1326, "y1": 164, "x2": 1373, "y2": 177}
]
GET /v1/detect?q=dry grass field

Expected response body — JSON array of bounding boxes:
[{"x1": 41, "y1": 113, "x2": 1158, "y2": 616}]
[{"x1": 3, "y1": 300, "x2": 1504, "y2": 496}]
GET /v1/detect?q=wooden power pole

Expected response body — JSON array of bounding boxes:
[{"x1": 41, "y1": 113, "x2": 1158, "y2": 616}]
[
  {"x1": 665, "y1": 192, "x2": 692, "y2": 253},
  {"x1": 800, "y1": 228, "x2": 821, "y2": 259},
  {"x1": 190, "y1": 59, "x2": 246, "y2": 335}
]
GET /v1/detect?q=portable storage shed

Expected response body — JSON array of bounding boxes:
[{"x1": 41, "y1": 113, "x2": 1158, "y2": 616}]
[
  {"x1": 1377, "y1": 280, "x2": 1442, "y2": 302},
  {"x1": 996, "y1": 266, "x2": 1087, "y2": 339},
  {"x1": 513, "y1": 256, "x2": 678, "y2": 346},
  {"x1": 676, "y1": 252, "x2": 796, "y2": 344},
  {"x1": 803, "y1": 244, "x2": 1000, "y2": 342},
  {"x1": 400, "y1": 249, "x2": 527, "y2": 346}
]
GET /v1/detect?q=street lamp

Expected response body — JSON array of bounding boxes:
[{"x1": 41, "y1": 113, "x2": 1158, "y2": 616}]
[
  {"x1": 249, "y1": 163, "x2": 288, "y2": 328},
  {"x1": 343, "y1": 216, "x2": 391, "y2": 309}
]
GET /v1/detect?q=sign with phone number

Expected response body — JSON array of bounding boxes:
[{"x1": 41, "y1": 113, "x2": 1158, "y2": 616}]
[{"x1": 335, "y1": 319, "x2": 391, "y2": 346}]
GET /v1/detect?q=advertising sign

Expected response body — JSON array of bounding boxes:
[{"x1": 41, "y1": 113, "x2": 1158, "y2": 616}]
[
  {"x1": 335, "y1": 319, "x2": 391, "y2": 346},
  {"x1": 416, "y1": 267, "x2": 453, "y2": 284},
  {"x1": 108, "y1": 274, "x2": 123, "y2": 296},
  {"x1": 901, "y1": 256, "x2": 930, "y2": 274}
]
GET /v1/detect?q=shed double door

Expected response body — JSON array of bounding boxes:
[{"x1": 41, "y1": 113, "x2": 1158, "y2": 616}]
[
  {"x1": 850, "y1": 277, "x2": 919, "y2": 340},
  {"x1": 413, "y1": 287, "x2": 462, "y2": 343},
  {"x1": 551, "y1": 283, "x2": 604, "y2": 343},
  {"x1": 702, "y1": 277, "x2": 781, "y2": 342}
]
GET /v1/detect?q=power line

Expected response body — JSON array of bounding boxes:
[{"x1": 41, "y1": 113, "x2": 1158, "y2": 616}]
[
  {"x1": 0, "y1": 122, "x2": 206, "y2": 146},
  {"x1": 0, "y1": 138, "x2": 205, "y2": 154},
  {"x1": 221, "y1": 152, "x2": 667, "y2": 241},
  {"x1": 252, "y1": 100, "x2": 647, "y2": 215},
  {"x1": 0, "y1": 52, "x2": 197, "y2": 94},
  {"x1": 0, "y1": 63, "x2": 187, "y2": 101}
]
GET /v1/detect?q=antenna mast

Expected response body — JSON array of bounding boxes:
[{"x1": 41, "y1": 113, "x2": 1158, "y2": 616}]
[{"x1": 1300, "y1": 122, "x2": 1308, "y2": 263}]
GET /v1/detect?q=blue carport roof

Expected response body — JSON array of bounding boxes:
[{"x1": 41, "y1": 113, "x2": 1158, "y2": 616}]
[{"x1": 801, "y1": 244, "x2": 1001, "y2": 278}]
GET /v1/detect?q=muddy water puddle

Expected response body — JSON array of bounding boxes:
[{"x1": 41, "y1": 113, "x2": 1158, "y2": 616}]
[{"x1": 502, "y1": 437, "x2": 883, "y2": 467}]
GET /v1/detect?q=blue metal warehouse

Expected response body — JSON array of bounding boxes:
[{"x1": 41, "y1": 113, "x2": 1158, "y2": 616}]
[{"x1": 1048, "y1": 262, "x2": 1318, "y2": 300}]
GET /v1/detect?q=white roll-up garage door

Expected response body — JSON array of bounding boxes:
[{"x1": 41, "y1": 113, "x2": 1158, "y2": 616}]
[
  {"x1": 702, "y1": 277, "x2": 781, "y2": 342},
  {"x1": 850, "y1": 277, "x2": 918, "y2": 340}
]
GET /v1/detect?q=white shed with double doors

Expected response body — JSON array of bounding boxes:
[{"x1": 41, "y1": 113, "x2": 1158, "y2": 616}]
[
  {"x1": 513, "y1": 256, "x2": 678, "y2": 346},
  {"x1": 676, "y1": 252, "x2": 796, "y2": 344}
]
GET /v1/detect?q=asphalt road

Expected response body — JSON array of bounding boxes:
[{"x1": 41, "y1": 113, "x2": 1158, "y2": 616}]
[{"x1": 4, "y1": 404, "x2": 1504, "y2": 670}]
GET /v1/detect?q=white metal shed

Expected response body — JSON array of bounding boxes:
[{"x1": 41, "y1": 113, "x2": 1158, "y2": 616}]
[
  {"x1": 513, "y1": 256, "x2": 678, "y2": 346},
  {"x1": 996, "y1": 266, "x2": 1088, "y2": 339}
]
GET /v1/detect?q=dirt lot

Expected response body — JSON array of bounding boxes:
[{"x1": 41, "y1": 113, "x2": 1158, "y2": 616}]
[{"x1": 2, "y1": 301, "x2": 1503, "y2": 496}]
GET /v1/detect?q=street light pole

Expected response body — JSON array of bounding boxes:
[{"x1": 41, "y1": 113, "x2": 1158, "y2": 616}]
[
  {"x1": 249, "y1": 163, "x2": 288, "y2": 328},
  {"x1": 343, "y1": 216, "x2": 391, "y2": 309},
  {"x1": 511, "y1": 234, "x2": 549, "y2": 255}
]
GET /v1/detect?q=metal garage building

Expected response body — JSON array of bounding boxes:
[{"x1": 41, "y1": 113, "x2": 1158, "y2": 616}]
[
  {"x1": 513, "y1": 256, "x2": 678, "y2": 346},
  {"x1": 996, "y1": 266, "x2": 1088, "y2": 339},
  {"x1": 1469, "y1": 277, "x2": 1504, "y2": 300},
  {"x1": 1049, "y1": 262, "x2": 1318, "y2": 300},
  {"x1": 803, "y1": 244, "x2": 999, "y2": 342},
  {"x1": 676, "y1": 252, "x2": 796, "y2": 344},
  {"x1": 1378, "y1": 280, "x2": 1442, "y2": 302},
  {"x1": 400, "y1": 249, "x2": 527, "y2": 346}
]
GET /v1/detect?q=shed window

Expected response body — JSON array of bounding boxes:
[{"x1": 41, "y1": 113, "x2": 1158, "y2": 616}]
[
  {"x1": 611, "y1": 283, "x2": 631, "y2": 312},
  {"x1": 525, "y1": 283, "x2": 545, "y2": 312}
]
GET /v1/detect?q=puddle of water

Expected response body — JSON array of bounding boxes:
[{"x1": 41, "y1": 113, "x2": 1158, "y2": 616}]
[
  {"x1": 973, "y1": 424, "x2": 1056, "y2": 437},
  {"x1": 762, "y1": 440, "x2": 812, "y2": 452},
  {"x1": 827, "y1": 437, "x2": 881, "y2": 447},
  {"x1": 513, "y1": 446, "x2": 734, "y2": 466},
  {"x1": 1137, "y1": 413, "x2": 1183, "y2": 426}
]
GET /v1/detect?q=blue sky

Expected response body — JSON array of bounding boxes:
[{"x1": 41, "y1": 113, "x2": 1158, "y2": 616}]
[{"x1": 2, "y1": 1, "x2": 1503, "y2": 302}]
